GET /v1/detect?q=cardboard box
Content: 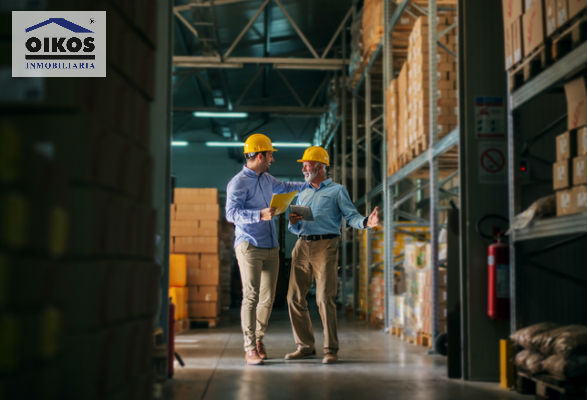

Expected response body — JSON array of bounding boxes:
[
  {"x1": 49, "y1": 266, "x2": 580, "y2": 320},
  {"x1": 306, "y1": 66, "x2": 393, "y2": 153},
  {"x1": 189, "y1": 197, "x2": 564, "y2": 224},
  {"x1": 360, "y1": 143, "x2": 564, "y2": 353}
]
[
  {"x1": 512, "y1": 16, "x2": 524, "y2": 64},
  {"x1": 170, "y1": 220, "x2": 199, "y2": 236},
  {"x1": 578, "y1": 126, "x2": 587, "y2": 155},
  {"x1": 169, "y1": 254, "x2": 187, "y2": 287},
  {"x1": 523, "y1": 2, "x2": 545, "y2": 57},
  {"x1": 198, "y1": 220, "x2": 219, "y2": 236},
  {"x1": 188, "y1": 301, "x2": 220, "y2": 318},
  {"x1": 526, "y1": 0, "x2": 538, "y2": 9},
  {"x1": 556, "y1": 0, "x2": 569, "y2": 26},
  {"x1": 174, "y1": 188, "x2": 218, "y2": 204},
  {"x1": 573, "y1": 185, "x2": 587, "y2": 212},
  {"x1": 556, "y1": 189, "x2": 574, "y2": 215},
  {"x1": 553, "y1": 160, "x2": 572, "y2": 189},
  {"x1": 503, "y1": 0, "x2": 524, "y2": 25},
  {"x1": 188, "y1": 285, "x2": 219, "y2": 302},
  {"x1": 173, "y1": 236, "x2": 218, "y2": 253},
  {"x1": 573, "y1": 156, "x2": 587, "y2": 184},
  {"x1": 545, "y1": 0, "x2": 558, "y2": 35},
  {"x1": 504, "y1": 23, "x2": 513, "y2": 70},
  {"x1": 568, "y1": 0, "x2": 587, "y2": 19},
  {"x1": 201, "y1": 254, "x2": 220, "y2": 269},
  {"x1": 174, "y1": 203, "x2": 220, "y2": 221},
  {"x1": 556, "y1": 131, "x2": 577, "y2": 160},
  {"x1": 565, "y1": 77, "x2": 587, "y2": 129},
  {"x1": 186, "y1": 254, "x2": 200, "y2": 269}
]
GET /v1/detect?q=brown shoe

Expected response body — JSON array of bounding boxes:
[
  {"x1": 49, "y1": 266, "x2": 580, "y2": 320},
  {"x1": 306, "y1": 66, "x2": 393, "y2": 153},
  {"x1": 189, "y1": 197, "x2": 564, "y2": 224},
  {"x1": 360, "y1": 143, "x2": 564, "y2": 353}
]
[
  {"x1": 322, "y1": 353, "x2": 338, "y2": 364},
  {"x1": 256, "y1": 340, "x2": 267, "y2": 360},
  {"x1": 284, "y1": 347, "x2": 316, "y2": 360},
  {"x1": 245, "y1": 349, "x2": 264, "y2": 365}
]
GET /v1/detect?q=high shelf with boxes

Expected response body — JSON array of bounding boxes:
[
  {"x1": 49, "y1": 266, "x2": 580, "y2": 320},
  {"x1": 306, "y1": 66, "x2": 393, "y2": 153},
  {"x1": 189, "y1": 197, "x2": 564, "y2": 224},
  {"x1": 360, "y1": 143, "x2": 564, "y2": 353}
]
[
  {"x1": 382, "y1": 0, "x2": 459, "y2": 351},
  {"x1": 503, "y1": 0, "x2": 587, "y2": 391},
  {"x1": 0, "y1": 0, "x2": 162, "y2": 398},
  {"x1": 170, "y1": 188, "x2": 230, "y2": 328},
  {"x1": 314, "y1": 0, "x2": 459, "y2": 346}
]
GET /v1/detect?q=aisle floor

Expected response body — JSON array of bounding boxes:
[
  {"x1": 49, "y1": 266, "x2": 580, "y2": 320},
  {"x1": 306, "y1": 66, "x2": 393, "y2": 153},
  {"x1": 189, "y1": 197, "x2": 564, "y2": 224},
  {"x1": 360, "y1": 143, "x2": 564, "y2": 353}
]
[{"x1": 163, "y1": 309, "x2": 527, "y2": 400}]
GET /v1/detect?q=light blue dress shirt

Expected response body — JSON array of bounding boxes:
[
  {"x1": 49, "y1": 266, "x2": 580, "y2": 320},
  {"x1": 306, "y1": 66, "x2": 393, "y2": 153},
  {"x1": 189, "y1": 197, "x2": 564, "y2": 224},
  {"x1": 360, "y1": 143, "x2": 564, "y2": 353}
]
[
  {"x1": 226, "y1": 166, "x2": 308, "y2": 248},
  {"x1": 288, "y1": 178, "x2": 366, "y2": 236}
]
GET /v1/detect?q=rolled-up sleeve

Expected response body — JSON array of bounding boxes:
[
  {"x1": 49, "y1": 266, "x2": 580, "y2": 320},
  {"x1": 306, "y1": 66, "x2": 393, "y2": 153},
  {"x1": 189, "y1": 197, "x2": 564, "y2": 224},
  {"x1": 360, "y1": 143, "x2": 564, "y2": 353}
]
[
  {"x1": 337, "y1": 186, "x2": 366, "y2": 229},
  {"x1": 225, "y1": 179, "x2": 260, "y2": 224}
]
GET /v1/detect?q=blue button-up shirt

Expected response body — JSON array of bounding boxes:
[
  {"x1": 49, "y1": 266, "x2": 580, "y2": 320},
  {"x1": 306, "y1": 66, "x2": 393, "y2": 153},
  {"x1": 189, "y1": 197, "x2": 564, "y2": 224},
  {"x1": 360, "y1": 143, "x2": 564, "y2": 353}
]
[
  {"x1": 226, "y1": 166, "x2": 308, "y2": 248},
  {"x1": 288, "y1": 178, "x2": 366, "y2": 236}
]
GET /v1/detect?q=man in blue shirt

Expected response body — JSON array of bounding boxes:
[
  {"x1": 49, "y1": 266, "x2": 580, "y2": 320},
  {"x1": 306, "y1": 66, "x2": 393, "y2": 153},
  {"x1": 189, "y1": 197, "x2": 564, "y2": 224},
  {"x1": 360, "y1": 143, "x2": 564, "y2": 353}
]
[
  {"x1": 285, "y1": 146, "x2": 379, "y2": 364},
  {"x1": 226, "y1": 133, "x2": 307, "y2": 365}
]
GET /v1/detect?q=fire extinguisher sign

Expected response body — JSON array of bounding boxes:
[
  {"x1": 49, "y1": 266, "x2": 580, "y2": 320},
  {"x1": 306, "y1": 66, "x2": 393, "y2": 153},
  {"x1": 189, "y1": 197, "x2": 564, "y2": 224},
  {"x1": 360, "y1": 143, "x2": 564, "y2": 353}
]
[{"x1": 496, "y1": 264, "x2": 509, "y2": 299}]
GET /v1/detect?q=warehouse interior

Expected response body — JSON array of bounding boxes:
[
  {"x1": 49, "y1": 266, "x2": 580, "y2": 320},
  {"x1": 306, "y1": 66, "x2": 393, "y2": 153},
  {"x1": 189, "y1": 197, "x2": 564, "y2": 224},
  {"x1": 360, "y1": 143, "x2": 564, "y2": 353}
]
[{"x1": 1, "y1": 0, "x2": 586, "y2": 399}]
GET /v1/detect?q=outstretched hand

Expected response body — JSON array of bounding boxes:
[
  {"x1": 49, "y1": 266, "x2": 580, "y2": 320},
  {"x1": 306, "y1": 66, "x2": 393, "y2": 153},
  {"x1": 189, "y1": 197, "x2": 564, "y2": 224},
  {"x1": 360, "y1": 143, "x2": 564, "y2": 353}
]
[
  {"x1": 260, "y1": 207, "x2": 277, "y2": 221},
  {"x1": 366, "y1": 206, "x2": 379, "y2": 228}
]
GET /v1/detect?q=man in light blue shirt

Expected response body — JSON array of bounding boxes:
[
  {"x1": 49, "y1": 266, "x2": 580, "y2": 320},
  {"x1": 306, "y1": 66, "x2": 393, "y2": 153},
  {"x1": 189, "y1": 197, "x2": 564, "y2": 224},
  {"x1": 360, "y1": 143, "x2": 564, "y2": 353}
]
[
  {"x1": 225, "y1": 133, "x2": 307, "y2": 365},
  {"x1": 285, "y1": 146, "x2": 379, "y2": 364}
]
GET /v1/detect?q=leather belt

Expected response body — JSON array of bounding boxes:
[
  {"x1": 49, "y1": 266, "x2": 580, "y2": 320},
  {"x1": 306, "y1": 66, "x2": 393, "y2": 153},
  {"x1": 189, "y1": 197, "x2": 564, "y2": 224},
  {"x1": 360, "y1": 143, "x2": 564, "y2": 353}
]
[{"x1": 299, "y1": 234, "x2": 340, "y2": 241}]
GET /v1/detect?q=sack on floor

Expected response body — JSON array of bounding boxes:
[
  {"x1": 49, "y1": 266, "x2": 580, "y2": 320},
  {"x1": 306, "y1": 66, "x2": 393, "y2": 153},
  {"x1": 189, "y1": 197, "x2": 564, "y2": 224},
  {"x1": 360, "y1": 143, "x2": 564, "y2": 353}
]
[
  {"x1": 514, "y1": 349, "x2": 545, "y2": 374},
  {"x1": 510, "y1": 322, "x2": 558, "y2": 350},
  {"x1": 532, "y1": 325, "x2": 587, "y2": 356},
  {"x1": 542, "y1": 354, "x2": 587, "y2": 379}
]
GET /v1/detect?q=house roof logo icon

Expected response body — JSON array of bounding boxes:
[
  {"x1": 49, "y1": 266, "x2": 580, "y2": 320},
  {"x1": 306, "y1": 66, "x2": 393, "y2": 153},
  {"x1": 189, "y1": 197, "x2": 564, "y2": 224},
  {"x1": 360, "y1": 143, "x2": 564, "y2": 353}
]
[{"x1": 25, "y1": 18, "x2": 93, "y2": 33}]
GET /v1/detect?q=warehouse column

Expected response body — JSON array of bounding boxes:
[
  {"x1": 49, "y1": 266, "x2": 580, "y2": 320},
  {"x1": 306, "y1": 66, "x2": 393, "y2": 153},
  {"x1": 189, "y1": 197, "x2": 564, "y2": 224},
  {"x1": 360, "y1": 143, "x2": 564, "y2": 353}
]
[
  {"x1": 458, "y1": 0, "x2": 509, "y2": 380},
  {"x1": 152, "y1": 0, "x2": 173, "y2": 344}
]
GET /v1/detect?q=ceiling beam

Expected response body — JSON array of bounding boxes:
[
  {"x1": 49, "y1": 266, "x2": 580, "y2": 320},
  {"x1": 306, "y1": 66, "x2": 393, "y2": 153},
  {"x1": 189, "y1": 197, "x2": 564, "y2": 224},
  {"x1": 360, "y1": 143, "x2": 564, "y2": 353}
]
[
  {"x1": 174, "y1": 105, "x2": 327, "y2": 115},
  {"x1": 173, "y1": 55, "x2": 346, "y2": 70}
]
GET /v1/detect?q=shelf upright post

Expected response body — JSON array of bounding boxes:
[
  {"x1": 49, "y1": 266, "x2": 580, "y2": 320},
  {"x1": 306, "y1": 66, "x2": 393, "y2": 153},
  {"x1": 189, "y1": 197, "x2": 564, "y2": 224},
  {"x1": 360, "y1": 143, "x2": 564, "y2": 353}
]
[
  {"x1": 365, "y1": 71, "x2": 372, "y2": 319},
  {"x1": 352, "y1": 92, "x2": 359, "y2": 316},
  {"x1": 341, "y1": 22, "x2": 349, "y2": 311},
  {"x1": 427, "y1": 0, "x2": 440, "y2": 352},
  {"x1": 382, "y1": 0, "x2": 393, "y2": 332}
]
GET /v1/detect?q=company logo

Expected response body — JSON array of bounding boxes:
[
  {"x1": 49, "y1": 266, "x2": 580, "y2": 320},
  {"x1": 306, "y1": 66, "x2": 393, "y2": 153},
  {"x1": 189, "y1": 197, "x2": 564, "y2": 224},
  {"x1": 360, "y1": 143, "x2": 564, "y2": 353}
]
[{"x1": 12, "y1": 11, "x2": 106, "y2": 77}]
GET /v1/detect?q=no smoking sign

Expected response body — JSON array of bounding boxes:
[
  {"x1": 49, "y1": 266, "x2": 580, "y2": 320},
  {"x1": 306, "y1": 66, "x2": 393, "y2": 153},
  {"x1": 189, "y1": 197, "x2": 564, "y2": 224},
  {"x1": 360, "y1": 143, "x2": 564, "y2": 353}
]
[{"x1": 478, "y1": 142, "x2": 506, "y2": 184}]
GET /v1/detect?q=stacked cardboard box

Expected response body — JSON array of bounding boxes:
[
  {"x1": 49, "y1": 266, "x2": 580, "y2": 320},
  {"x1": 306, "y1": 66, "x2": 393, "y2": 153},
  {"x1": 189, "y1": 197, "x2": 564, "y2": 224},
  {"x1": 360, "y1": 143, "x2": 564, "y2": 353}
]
[
  {"x1": 407, "y1": 14, "x2": 458, "y2": 149},
  {"x1": 0, "y1": 1, "x2": 160, "y2": 397},
  {"x1": 555, "y1": 77, "x2": 587, "y2": 215},
  {"x1": 362, "y1": 0, "x2": 384, "y2": 57},
  {"x1": 501, "y1": 0, "x2": 525, "y2": 70},
  {"x1": 386, "y1": 80, "x2": 399, "y2": 176},
  {"x1": 170, "y1": 188, "x2": 222, "y2": 321}
]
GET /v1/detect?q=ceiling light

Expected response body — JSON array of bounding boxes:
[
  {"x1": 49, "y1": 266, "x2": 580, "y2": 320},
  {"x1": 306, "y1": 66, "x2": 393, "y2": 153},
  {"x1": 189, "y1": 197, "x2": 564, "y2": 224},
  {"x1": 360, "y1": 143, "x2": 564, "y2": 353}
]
[
  {"x1": 273, "y1": 142, "x2": 311, "y2": 148},
  {"x1": 193, "y1": 111, "x2": 248, "y2": 118},
  {"x1": 205, "y1": 141, "x2": 311, "y2": 148},
  {"x1": 172, "y1": 141, "x2": 189, "y2": 146}
]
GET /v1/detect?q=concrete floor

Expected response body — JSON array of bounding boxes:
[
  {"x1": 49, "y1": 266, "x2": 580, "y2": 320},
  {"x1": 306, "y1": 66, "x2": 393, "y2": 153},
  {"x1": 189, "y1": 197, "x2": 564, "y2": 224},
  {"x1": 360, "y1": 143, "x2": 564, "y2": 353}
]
[{"x1": 163, "y1": 309, "x2": 528, "y2": 400}]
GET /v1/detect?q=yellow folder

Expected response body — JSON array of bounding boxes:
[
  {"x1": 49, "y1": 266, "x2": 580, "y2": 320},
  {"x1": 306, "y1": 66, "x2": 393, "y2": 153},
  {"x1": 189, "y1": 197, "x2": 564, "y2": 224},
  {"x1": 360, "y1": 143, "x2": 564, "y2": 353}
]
[{"x1": 269, "y1": 191, "x2": 298, "y2": 215}]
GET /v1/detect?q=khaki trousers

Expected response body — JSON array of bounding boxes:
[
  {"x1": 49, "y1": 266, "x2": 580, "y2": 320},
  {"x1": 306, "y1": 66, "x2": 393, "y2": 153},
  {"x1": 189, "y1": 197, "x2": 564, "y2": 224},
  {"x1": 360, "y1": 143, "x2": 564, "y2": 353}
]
[
  {"x1": 287, "y1": 237, "x2": 339, "y2": 354},
  {"x1": 235, "y1": 241, "x2": 279, "y2": 351}
]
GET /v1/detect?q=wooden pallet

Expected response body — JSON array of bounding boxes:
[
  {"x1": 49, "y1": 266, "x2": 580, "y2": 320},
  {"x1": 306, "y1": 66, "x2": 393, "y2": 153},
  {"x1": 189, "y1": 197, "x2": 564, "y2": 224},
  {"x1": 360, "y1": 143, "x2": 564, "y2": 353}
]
[
  {"x1": 189, "y1": 317, "x2": 219, "y2": 328},
  {"x1": 516, "y1": 370, "x2": 587, "y2": 400},
  {"x1": 551, "y1": 12, "x2": 587, "y2": 61},
  {"x1": 417, "y1": 332, "x2": 432, "y2": 348},
  {"x1": 509, "y1": 44, "x2": 551, "y2": 91}
]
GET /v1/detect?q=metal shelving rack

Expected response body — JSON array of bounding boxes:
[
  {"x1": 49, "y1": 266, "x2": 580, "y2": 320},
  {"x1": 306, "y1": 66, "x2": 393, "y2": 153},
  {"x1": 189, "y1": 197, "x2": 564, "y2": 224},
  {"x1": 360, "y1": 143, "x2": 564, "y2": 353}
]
[
  {"x1": 506, "y1": 40, "x2": 587, "y2": 333},
  {"x1": 316, "y1": 1, "x2": 459, "y2": 336}
]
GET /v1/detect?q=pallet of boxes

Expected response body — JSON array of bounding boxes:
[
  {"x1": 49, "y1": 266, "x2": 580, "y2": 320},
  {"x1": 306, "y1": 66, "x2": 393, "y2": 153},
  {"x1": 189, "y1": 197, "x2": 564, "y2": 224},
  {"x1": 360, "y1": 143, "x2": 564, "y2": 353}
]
[
  {"x1": 554, "y1": 76, "x2": 587, "y2": 216},
  {"x1": 170, "y1": 188, "x2": 222, "y2": 328},
  {"x1": 503, "y1": 0, "x2": 587, "y2": 90}
]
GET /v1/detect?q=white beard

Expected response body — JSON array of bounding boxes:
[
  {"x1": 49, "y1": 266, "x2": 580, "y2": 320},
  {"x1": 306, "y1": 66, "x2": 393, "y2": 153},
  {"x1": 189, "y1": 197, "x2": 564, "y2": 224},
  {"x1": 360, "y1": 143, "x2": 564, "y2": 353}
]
[{"x1": 304, "y1": 170, "x2": 317, "y2": 182}]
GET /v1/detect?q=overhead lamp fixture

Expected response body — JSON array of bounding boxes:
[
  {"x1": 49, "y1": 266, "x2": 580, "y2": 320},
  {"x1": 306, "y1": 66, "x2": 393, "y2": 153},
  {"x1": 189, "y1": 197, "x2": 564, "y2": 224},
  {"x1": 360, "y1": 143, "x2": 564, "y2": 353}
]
[
  {"x1": 193, "y1": 111, "x2": 248, "y2": 118},
  {"x1": 172, "y1": 141, "x2": 189, "y2": 146},
  {"x1": 205, "y1": 141, "x2": 311, "y2": 148}
]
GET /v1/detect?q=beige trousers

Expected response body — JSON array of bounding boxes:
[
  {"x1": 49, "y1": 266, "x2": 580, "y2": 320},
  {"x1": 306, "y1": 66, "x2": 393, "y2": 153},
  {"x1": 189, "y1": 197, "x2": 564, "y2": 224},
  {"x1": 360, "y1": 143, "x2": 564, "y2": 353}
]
[
  {"x1": 235, "y1": 241, "x2": 279, "y2": 351},
  {"x1": 287, "y1": 237, "x2": 340, "y2": 354}
]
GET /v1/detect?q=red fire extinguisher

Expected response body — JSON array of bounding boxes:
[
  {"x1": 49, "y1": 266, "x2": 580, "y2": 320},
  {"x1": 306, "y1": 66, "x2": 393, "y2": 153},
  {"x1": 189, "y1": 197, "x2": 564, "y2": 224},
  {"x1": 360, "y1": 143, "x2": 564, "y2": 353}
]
[
  {"x1": 168, "y1": 298, "x2": 175, "y2": 378},
  {"x1": 487, "y1": 234, "x2": 510, "y2": 320}
]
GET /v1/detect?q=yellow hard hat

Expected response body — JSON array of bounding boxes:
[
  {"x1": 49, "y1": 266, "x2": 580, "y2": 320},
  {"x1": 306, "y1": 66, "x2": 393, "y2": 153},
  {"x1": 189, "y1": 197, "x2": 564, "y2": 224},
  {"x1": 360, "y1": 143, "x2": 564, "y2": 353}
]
[
  {"x1": 243, "y1": 133, "x2": 277, "y2": 154},
  {"x1": 297, "y1": 146, "x2": 330, "y2": 167}
]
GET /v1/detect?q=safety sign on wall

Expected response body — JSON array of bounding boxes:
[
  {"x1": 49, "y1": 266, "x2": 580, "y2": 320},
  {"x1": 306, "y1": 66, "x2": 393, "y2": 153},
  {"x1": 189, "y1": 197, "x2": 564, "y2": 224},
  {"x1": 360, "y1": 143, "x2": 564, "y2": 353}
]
[
  {"x1": 475, "y1": 96, "x2": 505, "y2": 139},
  {"x1": 478, "y1": 141, "x2": 506, "y2": 184}
]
